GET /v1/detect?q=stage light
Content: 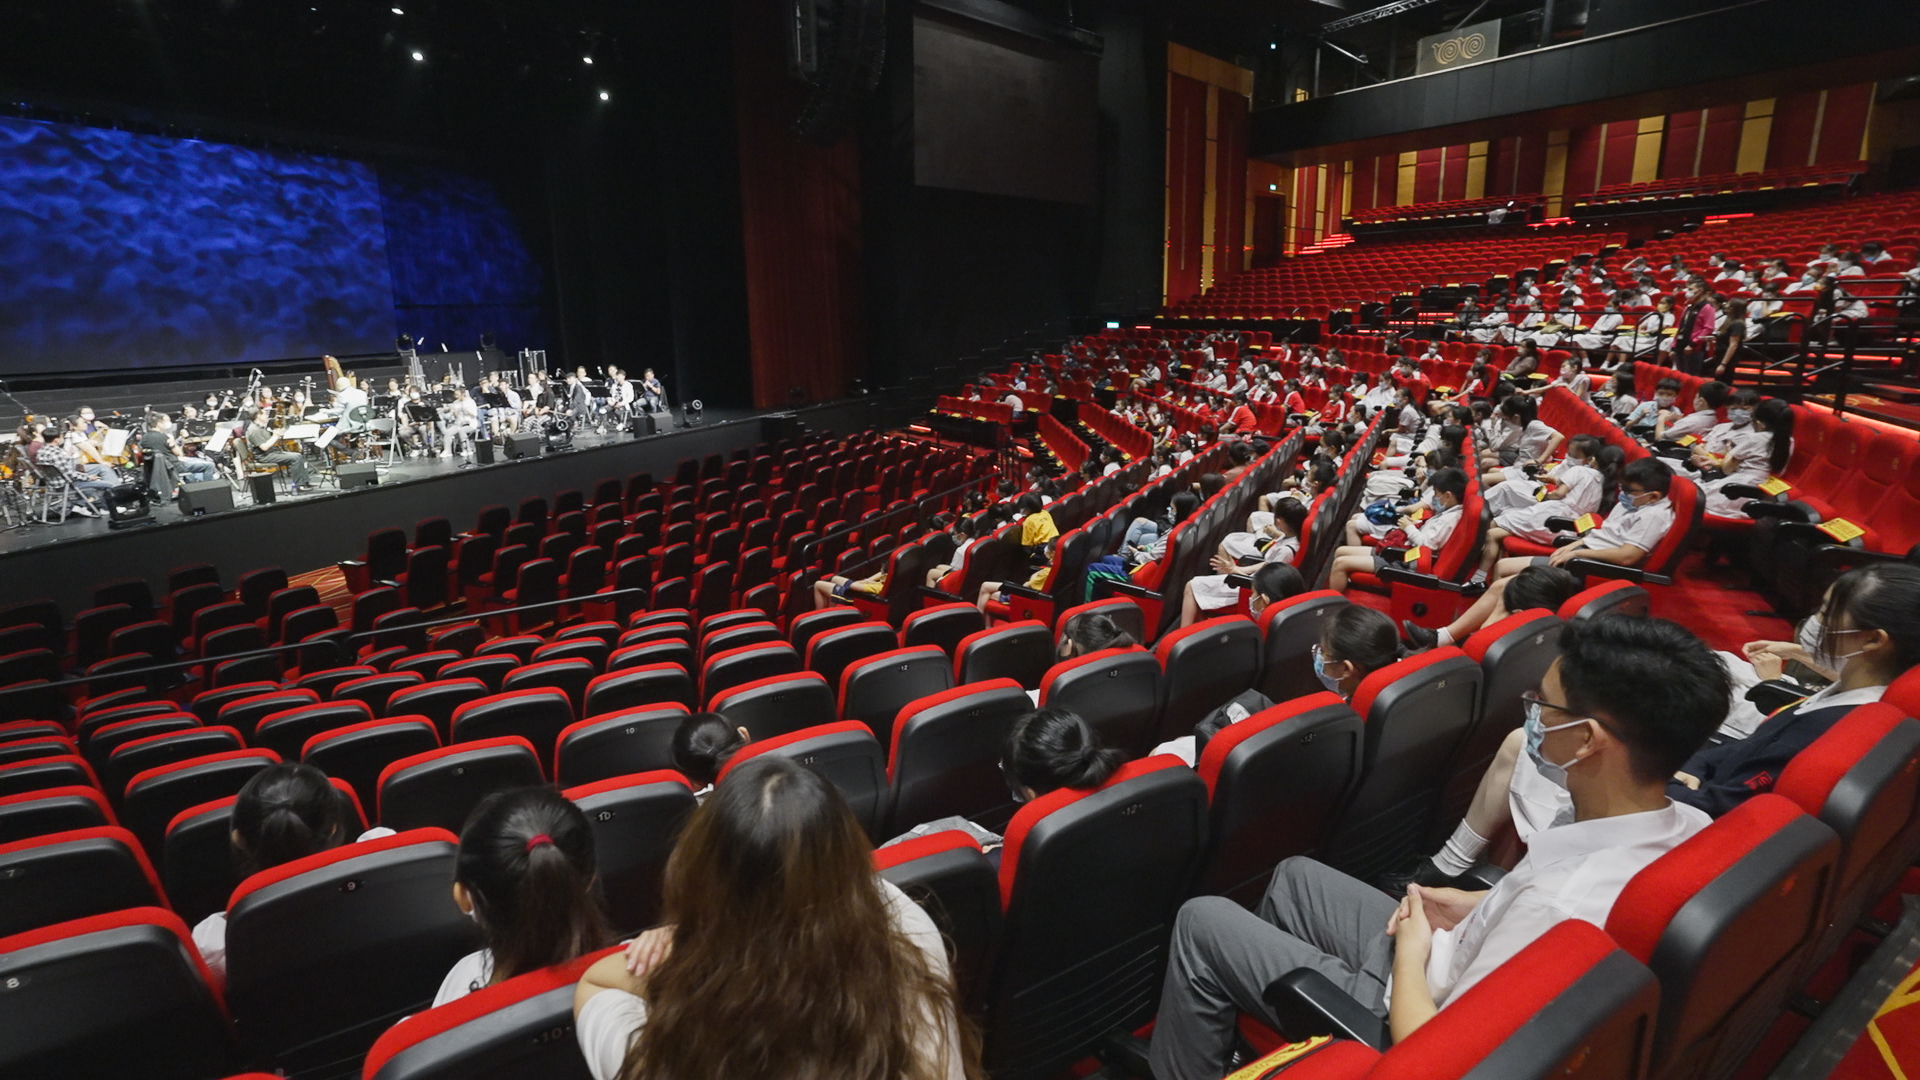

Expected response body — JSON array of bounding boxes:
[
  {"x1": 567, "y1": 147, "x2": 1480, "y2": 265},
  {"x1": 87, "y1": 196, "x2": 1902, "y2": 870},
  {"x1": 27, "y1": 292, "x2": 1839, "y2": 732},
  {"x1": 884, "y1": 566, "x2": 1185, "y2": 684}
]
[
  {"x1": 583, "y1": 56, "x2": 594, "y2": 64},
  {"x1": 391, "y1": 6, "x2": 403, "y2": 13},
  {"x1": 599, "y1": 90, "x2": 610, "y2": 101},
  {"x1": 411, "y1": 50, "x2": 425, "y2": 61}
]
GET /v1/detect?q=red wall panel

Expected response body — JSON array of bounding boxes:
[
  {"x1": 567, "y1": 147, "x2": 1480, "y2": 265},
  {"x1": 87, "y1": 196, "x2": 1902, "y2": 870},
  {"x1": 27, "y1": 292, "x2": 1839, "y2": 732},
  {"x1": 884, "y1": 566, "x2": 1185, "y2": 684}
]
[
  {"x1": 1347, "y1": 157, "x2": 1375, "y2": 215},
  {"x1": 1489, "y1": 137, "x2": 1517, "y2": 196},
  {"x1": 1599, "y1": 120, "x2": 1639, "y2": 187},
  {"x1": 1662, "y1": 110, "x2": 1702, "y2": 178},
  {"x1": 1165, "y1": 73, "x2": 1208, "y2": 302},
  {"x1": 1699, "y1": 105, "x2": 1742, "y2": 175},
  {"x1": 1440, "y1": 144, "x2": 1470, "y2": 200},
  {"x1": 1292, "y1": 164, "x2": 1319, "y2": 249},
  {"x1": 1766, "y1": 90, "x2": 1821, "y2": 170},
  {"x1": 1212, "y1": 90, "x2": 1249, "y2": 283},
  {"x1": 1564, "y1": 125, "x2": 1603, "y2": 195},
  {"x1": 1375, "y1": 153, "x2": 1399, "y2": 208},
  {"x1": 1413, "y1": 147, "x2": 1443, "y2": 203},
  {"x1": 1513, "y1": 136, "x2": 1547, "y2": 195},
  {"x1": 1816, "y1": 84, "x2": 1873, "y2": 164}
]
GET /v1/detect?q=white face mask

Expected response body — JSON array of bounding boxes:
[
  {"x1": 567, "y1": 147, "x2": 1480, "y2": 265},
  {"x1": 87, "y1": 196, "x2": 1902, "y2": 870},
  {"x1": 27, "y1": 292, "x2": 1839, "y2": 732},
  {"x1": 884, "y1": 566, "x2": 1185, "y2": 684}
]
[{"x1": 1523, "y1": 700, "x2": 1590, "y2": 790}]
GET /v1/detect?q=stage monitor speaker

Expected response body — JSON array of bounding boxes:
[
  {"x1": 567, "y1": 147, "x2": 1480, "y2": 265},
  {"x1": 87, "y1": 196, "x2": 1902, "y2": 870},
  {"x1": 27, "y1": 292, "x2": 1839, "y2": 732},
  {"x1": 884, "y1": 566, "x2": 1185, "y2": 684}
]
[
  {"x1": 337, "y1": 464, "x2": 379, "y2": 490},
  {"x1": 629, "y1": 412, "x2": 656, "y2": 437},
  {"x1": 474, "y1": 439, "x2": 495, "y2": 464},
  {"x1": 505, "y1": 433, "x2": 542, "y2": 460},
  {"x1": 248, "y1": 473, "x2": 278, "y2": 505},
  {"x1": 179, "y1": 480, "x2": 234, "y2": 517}
]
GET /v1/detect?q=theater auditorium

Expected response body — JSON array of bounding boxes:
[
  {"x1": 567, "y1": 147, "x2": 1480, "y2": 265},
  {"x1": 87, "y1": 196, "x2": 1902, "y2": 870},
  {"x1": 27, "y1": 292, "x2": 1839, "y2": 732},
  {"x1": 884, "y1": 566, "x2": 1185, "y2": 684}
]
[{"x1": 4, "y1": 0, "x2": 1920, "y2": 1077}]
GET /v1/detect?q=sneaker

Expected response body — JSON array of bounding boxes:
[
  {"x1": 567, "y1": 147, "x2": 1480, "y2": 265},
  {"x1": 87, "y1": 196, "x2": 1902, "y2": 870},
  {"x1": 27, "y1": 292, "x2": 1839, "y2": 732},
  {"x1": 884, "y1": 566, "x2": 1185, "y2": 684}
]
[
  {"x1": 69, "y1": 504, "x2": 98, "y2": 518},
  {"x1": 1375, "y1": 855, "x2": 1457, "y2": 896},
  {"x1": 1401, "y1": 620, "x2": 1439, "y2": 650},
  {"x1": 1467, "y1": 568, "x2": 1489, "y2": 586}
]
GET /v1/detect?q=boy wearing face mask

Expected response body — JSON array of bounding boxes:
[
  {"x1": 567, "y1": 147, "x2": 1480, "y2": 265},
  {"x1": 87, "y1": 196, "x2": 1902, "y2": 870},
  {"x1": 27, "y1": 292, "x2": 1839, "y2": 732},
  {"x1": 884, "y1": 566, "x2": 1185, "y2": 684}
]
[
  {"x1": 1149, "y1": 616, "x2": 1725, "y2": 1079},
  {"x1": 1621, "y1": 376, "x2": 1680, "y2": 434},
  {"x1": 1327, "y1": 469, "x2": 1469, "y2": 592}
]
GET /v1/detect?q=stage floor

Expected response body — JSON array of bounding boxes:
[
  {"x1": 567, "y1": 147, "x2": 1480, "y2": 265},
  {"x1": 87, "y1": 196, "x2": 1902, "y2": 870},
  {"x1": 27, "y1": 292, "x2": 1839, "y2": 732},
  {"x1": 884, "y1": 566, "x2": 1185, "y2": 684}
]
[{"x1": 0, "y1": 408, "x2": 755, "y2": 558}]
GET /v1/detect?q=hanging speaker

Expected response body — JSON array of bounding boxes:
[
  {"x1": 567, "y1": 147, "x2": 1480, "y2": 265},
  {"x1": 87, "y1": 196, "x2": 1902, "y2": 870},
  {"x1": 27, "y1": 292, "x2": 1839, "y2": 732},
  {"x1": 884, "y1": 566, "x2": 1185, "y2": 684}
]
[{"x1": 791, "y1": 0, "x2": 888, "y2": 144}]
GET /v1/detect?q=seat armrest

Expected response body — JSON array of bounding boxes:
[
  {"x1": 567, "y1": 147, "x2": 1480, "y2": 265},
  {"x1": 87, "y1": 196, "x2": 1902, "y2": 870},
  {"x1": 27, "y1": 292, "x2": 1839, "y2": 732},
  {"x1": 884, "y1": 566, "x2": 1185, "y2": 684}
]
[
  {"x1": 1746, "y1": 678, "x2": 1815, "y2": 716},
  {"x1": 1089, "y1": 578, "x2": 1163, "y2": 602},
  {"x1": 1562, "y1": 558, "x2": 1671, "y2": 587},
  {"x1": 1456, "y1": 863, "x2": 1507, "y2": 891},
  {"x1": 1721, "y1": 483, "x2": 1772, "y2": 501},
  {"x1": 1262, "y1": 969, "x2": 1391, "y2": 1050},
  {"x1": 1375, "y1": 564, "x2": 1471, "y2": 592},
  {"x1": 997, "y1": 583, "x2": 1052, "y2": 602},
  {"x1": 338, "y1": 559, "x2": 367, "y2": 568}
]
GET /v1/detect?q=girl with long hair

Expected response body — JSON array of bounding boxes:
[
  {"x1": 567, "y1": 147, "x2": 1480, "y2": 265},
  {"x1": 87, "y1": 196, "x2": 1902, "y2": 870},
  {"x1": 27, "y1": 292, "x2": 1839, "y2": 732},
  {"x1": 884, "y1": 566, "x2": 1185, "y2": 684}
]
[
  {"x1": 437, "y1": 787, "x2": 612, "y2": 1006},
  {"x1": 574, "y1": 757, "x2": 979, "y2": 1080}
]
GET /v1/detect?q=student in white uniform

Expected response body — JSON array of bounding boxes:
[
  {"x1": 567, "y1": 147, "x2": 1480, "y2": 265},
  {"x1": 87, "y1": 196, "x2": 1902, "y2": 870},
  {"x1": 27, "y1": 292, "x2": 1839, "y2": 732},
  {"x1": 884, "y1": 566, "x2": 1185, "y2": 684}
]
[
  {"x1": 572, "y1": 756, "x2": 975, "y2": 1080},
  {"x1": 1185, "y1": 501, "x2": 1308, "y2": 625},
  {"x1": 435, "y1": 787, "x2": 613, "y2": 1007},
  {"x1": 1488, "y1": 457, "x2": 1679, "y2": 587},
  {"x1": 672, "y1": 712, "x2": 752, "y2": 798},
  {"x1": 1483, "y1": 431, "x2": 1608, "y2": 519},
  {"x1": 1150, "y1": 615, "x2": 1725, "y2": 1076},
  {"x1": 192, "y1": 763, "x2": 394, "y2": 982},
  {"x1": 1699, "y1": 398, "x2": 1793, "y2": 518},
  {"x1": 1474, "y1": 437, "x2": 1612, "y2": 580},
  {"x1": 1652, "y1": 381, "x2": 1729, "y2": 444},
  {"x1": 1479, "y1": 394, "x2": 1563, "y2": 477},
  {"x1": 1327, "y1": 468, "x2": 1468, "y2": 591}
]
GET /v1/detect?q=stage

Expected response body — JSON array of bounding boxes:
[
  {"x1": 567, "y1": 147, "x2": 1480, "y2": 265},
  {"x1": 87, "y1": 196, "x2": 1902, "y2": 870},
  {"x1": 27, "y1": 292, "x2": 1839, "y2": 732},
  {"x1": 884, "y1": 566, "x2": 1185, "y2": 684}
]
[{"x1": 0, "y1": 396, "x2": 887, "y2": 617}]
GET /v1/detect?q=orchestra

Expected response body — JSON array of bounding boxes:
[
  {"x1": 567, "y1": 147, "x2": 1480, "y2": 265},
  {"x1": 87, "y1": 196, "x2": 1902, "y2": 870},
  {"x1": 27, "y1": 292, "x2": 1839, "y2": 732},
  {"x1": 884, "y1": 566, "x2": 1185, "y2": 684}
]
[{"x1": 0, "y1": 357, "x2": 670, "y2": 527}]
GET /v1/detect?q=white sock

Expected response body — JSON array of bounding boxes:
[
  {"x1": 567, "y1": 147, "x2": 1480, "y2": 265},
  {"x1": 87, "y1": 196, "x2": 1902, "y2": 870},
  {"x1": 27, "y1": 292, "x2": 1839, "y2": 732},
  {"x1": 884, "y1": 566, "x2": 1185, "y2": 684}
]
[
  {"x1": 1435, "y1": 626, "x2": 1455, "y2": 647},
  {"x1": 1432, "y1": 821, "x2": 1489, "y2": 877}
]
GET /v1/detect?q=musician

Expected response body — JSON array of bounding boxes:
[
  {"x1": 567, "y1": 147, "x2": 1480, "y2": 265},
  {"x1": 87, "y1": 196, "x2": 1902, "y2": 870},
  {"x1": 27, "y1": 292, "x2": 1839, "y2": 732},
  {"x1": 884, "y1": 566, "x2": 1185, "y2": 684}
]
[
  {"x1": 524, "y1": 371, "x2": 556, "y2": 422},
  {"x1": 332, "y1": 372, "x2": 368, "y2": 413},
  {"x1": 397, "y1": 386, "x2": 438, "y2": 455},
  {"x1": 241, "y1": 407, "x2": 313, "y2": 490},
  {"x1": 638, "y1": 368, "x2": 666, "y2": 412},
  {"x1": 75, "y1": 406, "x2": 106, "y2": 438},
  {"x1": 565, "y1": 372, "x2": 594, "y2": 424},
  {"x1": 64, "y1": 418, "x2": 118, "y2": 484},
  {"x1": 607, "y1": 368, "x2": 635, "y2": 418},
  {"x1": 36, "y1": 428, "x2": 112, "y2": 517},
  {"x1": 445, "y1": 386, "x2": 480, "y2": 456},
  {"x1": 142, "y1": 413, "x2": 217, "y2": 485}
]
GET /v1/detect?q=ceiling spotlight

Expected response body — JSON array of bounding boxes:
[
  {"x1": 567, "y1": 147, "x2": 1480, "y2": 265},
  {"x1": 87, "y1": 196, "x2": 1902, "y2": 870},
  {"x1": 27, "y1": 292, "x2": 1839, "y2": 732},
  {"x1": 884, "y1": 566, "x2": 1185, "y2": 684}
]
[
  {"x1": 599, "y1": 90, "x2": 610, "y2": 101},
  {"x1": 391, "y1": 6, "x2": 403, "y2": 13},
  {"x1": 583, "y1": 56, "x2": 594, "y2": 64},
  {"x1": 411, "y1": 50, "x2": 424, "y2": 61}
]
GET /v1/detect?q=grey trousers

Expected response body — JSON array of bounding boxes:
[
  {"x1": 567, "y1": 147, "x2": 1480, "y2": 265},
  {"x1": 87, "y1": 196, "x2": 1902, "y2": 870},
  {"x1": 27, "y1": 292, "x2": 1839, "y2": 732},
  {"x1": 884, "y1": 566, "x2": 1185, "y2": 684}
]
[{"x1": 1148, "y1": 857, "x2": 1399, "y2": 1080}]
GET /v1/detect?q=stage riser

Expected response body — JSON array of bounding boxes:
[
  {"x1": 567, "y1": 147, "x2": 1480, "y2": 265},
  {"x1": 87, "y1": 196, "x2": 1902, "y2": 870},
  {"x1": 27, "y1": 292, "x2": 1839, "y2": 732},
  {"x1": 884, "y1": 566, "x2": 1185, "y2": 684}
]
[{"x1": 0, "y1": 398, "x2": 875, "y2": 617}]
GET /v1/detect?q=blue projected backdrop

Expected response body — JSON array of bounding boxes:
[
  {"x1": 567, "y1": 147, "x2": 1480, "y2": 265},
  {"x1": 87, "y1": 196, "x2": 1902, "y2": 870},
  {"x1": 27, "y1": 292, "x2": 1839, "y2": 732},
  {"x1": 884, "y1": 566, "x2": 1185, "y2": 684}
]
[{"x1": 0, "y1": 115, "x2": 545, "y2": 375}]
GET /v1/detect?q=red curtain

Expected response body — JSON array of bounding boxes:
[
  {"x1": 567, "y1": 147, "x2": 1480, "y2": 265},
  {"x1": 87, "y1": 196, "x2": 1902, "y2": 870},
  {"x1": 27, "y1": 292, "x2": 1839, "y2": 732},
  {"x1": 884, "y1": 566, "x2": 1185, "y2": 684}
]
[
  {"x1": 1412, "y1": 147, "x2": 1443, "y2": 203},
  {"x1": 731, "y1": 0, "x2": 866, "y2": 409},
  {"x1": 1440, "y1": 144, "x2": 1470, "y2": 201},
  {"x1": 1165, "y1": 73, "x2": 1208, "y2": 303},
  {"x1": 1212, "y1": 90, "x2": 1249, "y2": 283},
  {"x1": 1766, "y1": 90, "x2": 1823, "y2": 171},
  {"x1": 1564, "y1": 125, "x2": 1603, "y2": 195}
]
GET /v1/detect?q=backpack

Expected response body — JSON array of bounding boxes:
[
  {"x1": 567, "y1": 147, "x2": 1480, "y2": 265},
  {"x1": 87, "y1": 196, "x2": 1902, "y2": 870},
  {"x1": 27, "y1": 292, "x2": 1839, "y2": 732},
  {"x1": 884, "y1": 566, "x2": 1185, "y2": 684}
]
[{"x1": 1083, "y1": 555, "x2": 1132, "y2": 603}]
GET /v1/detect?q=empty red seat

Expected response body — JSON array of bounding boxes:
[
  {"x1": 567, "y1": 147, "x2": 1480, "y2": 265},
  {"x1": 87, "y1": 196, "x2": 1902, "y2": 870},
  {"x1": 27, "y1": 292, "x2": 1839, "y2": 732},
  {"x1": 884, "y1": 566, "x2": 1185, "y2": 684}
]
[
  {"x1": 555, "y1": 704, "x2": 691, "y2": 789},
  {"x1": 301, "y1": 717, "x2": 440, "y2": 816},
  {"x1": 0, "y1": 784, "x2": 113, "y2": 844},
  {"x1": 0, "y1": 907, "x2": 235, "y2": 1079},
  {"x1": 838, "y1": 646, "x2": 953, "y2": 752},
  {"x1": 954, "y1": 620, "x2": 1055, "y2": 690},
  {"x1": 224, "y1": 828, "x2": 478, "y2": 1074},
  {"x1": 1153, "y1": 616, "x2": 1263, "y2": 749},
  {"x1": 377, "y1": 737, "x2": 544, "y2": 833},
  {"x1": 0, "y1": 824, "x2": 166, "y2": 938},
  {"x1": 564, "y1": 771, "x2": 699, "y2": 934},
  {"x1": 1038, "y1": 647, "x2": 1163, "y2": 757},
  {"x1": 122, "y1": 748, "x2": 281, "y2": 860}
]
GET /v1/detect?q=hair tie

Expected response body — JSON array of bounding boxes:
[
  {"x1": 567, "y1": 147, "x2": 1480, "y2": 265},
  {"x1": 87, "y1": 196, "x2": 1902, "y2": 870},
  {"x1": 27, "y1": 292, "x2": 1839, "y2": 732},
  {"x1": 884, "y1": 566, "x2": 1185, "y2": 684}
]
[{"x1": 524, "y1": 833, "x2": 553, "y2": 853}]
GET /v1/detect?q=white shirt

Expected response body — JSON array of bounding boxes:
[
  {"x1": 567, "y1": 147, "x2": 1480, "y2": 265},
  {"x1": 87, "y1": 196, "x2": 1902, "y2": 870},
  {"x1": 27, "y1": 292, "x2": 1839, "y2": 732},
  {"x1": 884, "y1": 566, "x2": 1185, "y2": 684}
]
[
  {"x1": 1663, "y1": 410, "x2": 1719, "y2": 441},
  {"x1": 575, "y1": 878, "x2": 964, "y2": 1080},
  {"x1": 434, "y1": 948, "x2": 495, "y2": 1007},
  {"x1": 1514, "y1": 420, "x2": 1560, "y2": 462},
  {"x1": 1407, "y1": 502, "x2": 1463, "y2": 550},
  {"x1": 1413, "y1": 798, "x2": 1712, "y2": 1009},
  {"x1": 1583, "y1": 497, "x2": 1675, "y2": 555}
]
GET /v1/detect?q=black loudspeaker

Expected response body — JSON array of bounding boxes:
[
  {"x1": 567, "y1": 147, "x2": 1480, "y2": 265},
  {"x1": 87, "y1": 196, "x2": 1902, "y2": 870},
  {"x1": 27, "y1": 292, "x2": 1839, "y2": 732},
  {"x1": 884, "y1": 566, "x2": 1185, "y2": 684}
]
[
  {"x1": 179, "y1": 480, "x2": 234, "y2": 517},
  {"x1": 474, "y1": 439, "x2": 495, "y2": 464},
  {"x1": 505, "y1": 433, "x2": 542, "y2": 460},
  {"x1": 247, "y1": 473, "x2": 278, "y2": 505},
  {"x1": 337, "y1": 464, "x2": 380, "y2": 490},
  {"x1": 629, "y1": 412, "x2": 656, "y2": 436}
]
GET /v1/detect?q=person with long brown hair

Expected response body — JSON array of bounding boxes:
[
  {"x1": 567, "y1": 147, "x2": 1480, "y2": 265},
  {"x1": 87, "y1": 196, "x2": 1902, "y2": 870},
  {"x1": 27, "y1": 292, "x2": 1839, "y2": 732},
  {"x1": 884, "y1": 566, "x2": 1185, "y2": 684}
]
[{"x1": 572, "y1": 756, "x2": 979, "y2": 1080}]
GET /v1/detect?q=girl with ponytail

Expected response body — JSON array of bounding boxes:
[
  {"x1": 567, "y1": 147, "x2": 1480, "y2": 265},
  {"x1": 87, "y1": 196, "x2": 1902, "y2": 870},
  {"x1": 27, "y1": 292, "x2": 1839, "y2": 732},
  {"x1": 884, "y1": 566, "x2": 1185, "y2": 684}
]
[
  {"x1": 193, "y1": 762, "x2": 358, "y2": 981},
  {"x1": 436, "y1": 786, "x2": 612, "y2": 1006}
]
